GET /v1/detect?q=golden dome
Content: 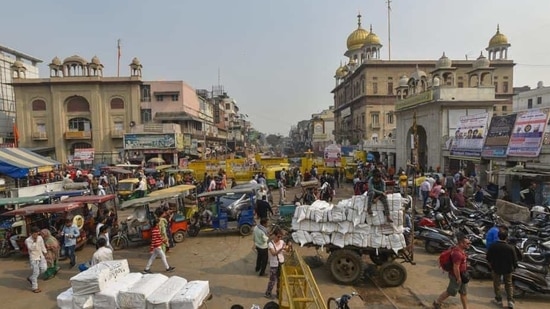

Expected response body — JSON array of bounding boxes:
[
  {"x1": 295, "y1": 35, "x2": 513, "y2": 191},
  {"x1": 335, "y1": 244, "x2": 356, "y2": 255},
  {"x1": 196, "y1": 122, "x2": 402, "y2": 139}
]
[
  {"x1": 488, "y1": 25, "x2": 509, "y2": 47},
  {"x1": 364, "y1": 25, "x2": 381, "y2": 45},
  {"x1": 335, "y1": 62, "x2": 347, "y2": 78},
  {"x1": 346, "y1": 13, "x2": 369, "y2": 51}
]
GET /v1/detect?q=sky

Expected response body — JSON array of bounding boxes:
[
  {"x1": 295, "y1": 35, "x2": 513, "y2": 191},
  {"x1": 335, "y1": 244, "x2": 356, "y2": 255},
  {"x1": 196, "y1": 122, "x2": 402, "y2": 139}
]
[{"x1": 3, "y1": 0, "x2": 550, "y2": 135}]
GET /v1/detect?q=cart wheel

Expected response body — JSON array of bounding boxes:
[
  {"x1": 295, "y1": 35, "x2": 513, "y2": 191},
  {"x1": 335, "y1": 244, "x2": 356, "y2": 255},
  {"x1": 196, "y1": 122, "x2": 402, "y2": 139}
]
[
  {"x1": 173, "y1": 231, "x2": 185, "y2": 243},
  {"x1": 187, "y1": 225, "x2": 200, "y2": 237},
  {"x1": 369, "y1": 252, "x2": 393, "y2": 266},
  {"x1": 326, "y1": 297, "x2": 339, "y2": 309},
  {"x1": 378, "y1": 262, "x2": 407, "y2": 287},
  {"x1": 327, "y1": 249, "x2": 364, "y2": 285},
  {"x1": 111, "y1": 235, "x2": 128, "y2": 250},
  {"x1": 239, "y1": 224, "x2": 252, "y2": 236},
  {"x1": 424, "y1": 241, "x2": 438, "y2": 254}
]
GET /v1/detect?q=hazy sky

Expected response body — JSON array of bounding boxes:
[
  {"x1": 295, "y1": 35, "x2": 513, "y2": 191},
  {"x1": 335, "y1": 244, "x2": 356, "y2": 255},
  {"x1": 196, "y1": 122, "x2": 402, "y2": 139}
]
[{"x1": 3, "y1": 0, "x2": 550, "y2": 135}]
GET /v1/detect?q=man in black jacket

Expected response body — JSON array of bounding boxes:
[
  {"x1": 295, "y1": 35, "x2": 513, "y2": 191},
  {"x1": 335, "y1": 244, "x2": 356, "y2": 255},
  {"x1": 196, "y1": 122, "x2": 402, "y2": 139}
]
[
  {"x1": 256, "y1": 195, "x2": 273, "y2": 220},
  {"x1": 486, "y1": 229, "x2": 518, "y2": 309}
]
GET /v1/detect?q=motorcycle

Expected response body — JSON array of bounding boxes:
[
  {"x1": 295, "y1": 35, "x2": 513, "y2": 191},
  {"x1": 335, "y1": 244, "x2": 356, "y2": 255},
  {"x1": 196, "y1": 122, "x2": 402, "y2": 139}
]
[
  {"x1": 0, "y1": 227, "x2": 18, "y2": 257},
  {"x1": 417, "y1": 225, "x2": 455, "y2": 254},
  {"x1": 513, "y1": 251, "x2": 550, "y2": 296},
  {"x1": 523, "y1": 236, "x2": 550, "y2": 264}
]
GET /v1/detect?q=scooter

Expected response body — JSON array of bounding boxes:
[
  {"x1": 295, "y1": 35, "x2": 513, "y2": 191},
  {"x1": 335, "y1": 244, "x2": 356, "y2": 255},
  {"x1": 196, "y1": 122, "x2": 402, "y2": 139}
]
[
  {"x1": 416, "y1": 225, "x2": 455, "y2": 253},
  {"x1": 513, "y1": 252, "x2": 550, "y2": 296}
]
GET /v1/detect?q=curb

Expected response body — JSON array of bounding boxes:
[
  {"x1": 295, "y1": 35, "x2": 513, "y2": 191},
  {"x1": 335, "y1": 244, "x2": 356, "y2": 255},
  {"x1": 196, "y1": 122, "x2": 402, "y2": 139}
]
[{"x1": 405, "y1": 285, "x2": 431, "y2": 308}]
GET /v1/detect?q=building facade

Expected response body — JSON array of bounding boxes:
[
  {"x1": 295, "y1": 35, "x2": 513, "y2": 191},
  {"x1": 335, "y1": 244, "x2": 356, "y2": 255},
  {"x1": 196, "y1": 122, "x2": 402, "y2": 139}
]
[
  {"x1": 0, "y1": 45, "x2": 41, "y2": 144},
  {"x1": 513, "y1": 81, "x2": 550, "y2": 111},
  {"x1": 12, "y1": 55, "x2": 143, "y2": 165},
  {"x1": 310, "y1": 106, "x2": 335, "y2": 155},
  {"x1": 331, "y1": 15, "x2": 514, "y2": 168}
]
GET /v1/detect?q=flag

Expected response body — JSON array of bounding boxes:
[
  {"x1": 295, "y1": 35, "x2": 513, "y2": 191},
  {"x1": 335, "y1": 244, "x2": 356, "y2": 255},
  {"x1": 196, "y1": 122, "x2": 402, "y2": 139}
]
[
  {"x1": 117, "y1": 39, "x2": 121, "y2": 60},
  {"x1": 13, "y1": 122, "x2": 19, "y2": 147}
]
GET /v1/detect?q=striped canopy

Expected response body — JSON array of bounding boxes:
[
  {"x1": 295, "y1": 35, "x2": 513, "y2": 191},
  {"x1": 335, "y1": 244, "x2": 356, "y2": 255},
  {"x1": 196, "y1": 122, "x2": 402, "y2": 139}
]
[{"x1": 0, "y1": 148, "x2": 60, "y2": 178}]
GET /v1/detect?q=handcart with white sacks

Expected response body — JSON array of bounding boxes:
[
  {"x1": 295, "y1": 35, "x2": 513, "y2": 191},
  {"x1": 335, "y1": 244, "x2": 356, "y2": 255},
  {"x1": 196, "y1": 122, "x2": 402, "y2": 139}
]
[{"x1": 291, "y1": 193, "x2": 414, "y2": 286}]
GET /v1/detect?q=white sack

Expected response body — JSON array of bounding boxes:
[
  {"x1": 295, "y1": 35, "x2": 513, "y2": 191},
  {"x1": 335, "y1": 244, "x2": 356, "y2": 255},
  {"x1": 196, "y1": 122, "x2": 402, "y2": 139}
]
[
  {"x1": 291, "y1": 230, "x2": 312, "y2": 246},
  {"x1": 310, "y1": 232, "x2": 330, "y2": 246},
  {"x1": 387, "y1": 233, "x2": 404, "y2": 251},
  {"x1": 291, "y1": 217, "x2": 299, "y2": 230},
  {"x1": 294, "y1": 206, "x2": 308, "y2": 222},
  {"x1": 298, "y1": 220, "x2": 322, "y2": 232},
  {"x1": 70, "y1": 259, "x2": 130, "y2": 296},
  {"x1": 330, "y1": 207, "x2": 346, "y2": 222},
  {"x1": 94, "y1": 272, "x2": 143, "y2": 309},
  {"x1": 351, "y1": 195, "x2": 366, "y2": 212},
  {"x1": 354, "y1": 223, "x2": 370, "y2": 235},
  {"x1": 57, "y1": 287, "x2": 73, "y2": 309},
  {"x1": 146, "y1": 276, "x2": 188, "y2": 309},
  {"x1": 169, "y1": 280, "x2": 210, "y2": 309},
  {"x1": 320, "y1": 222, "x2": 338, "y2": 233},
  {"x1": 365, "y1": 210, "x2": 386, "y2": 226},
  {"x1": 72, "y1": 294, "x2": 94, "y2": 309},
  {"x1": 330, "y1": 232, "x2": 346, "y2": 248},
  {"x1": 118, "y1": 273, "x2": 168, "y2": 309},
  {"x1": 337, "y1": 221, "x2": 353, "y2": 234}
]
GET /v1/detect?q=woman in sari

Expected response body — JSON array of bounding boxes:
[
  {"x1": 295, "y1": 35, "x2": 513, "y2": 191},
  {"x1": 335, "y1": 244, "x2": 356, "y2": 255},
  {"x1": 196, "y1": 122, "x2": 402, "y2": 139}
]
[{"x1": 41, "y1": 229, "x2": 60, "y2": 279}]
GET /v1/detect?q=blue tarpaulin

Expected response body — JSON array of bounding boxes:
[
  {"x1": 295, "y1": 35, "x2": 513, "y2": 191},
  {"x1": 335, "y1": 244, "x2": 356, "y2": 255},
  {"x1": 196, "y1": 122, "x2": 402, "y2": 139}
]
[{"x1": 0, "y1": 148, "x2": 60, "y2": 178}]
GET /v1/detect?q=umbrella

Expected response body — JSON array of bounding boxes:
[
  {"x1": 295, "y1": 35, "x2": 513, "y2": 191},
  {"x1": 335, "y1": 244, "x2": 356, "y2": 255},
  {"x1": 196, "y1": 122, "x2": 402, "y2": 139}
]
[{"x1": 147, "y1": 157, "x2": 165, "y2": 164}]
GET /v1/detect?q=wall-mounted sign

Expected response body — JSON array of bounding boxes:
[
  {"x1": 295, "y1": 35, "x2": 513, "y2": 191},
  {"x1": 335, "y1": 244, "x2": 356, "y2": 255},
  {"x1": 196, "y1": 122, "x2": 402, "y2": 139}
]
[{"x1": 123, "y1": 133, "x2": 177, "y2": 150}]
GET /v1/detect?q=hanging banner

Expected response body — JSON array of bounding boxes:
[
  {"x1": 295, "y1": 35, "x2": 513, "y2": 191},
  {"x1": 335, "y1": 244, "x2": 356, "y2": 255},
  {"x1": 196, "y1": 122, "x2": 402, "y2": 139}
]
[
  {"x1": 482, "y1": 114, "x2": 517, "y2": 158},
  {"x1": 507, "y1": 108, "x2": 550, "y2": 157},
  {"x1": 324, "y1": 144, "x2": 342, "y2": 167},
  {"x1": 450, "y1": 113, "x2": 489, "y2": 157},
  {"x1": 73, "y1": 148, "x2": 95, "y2": 161}
]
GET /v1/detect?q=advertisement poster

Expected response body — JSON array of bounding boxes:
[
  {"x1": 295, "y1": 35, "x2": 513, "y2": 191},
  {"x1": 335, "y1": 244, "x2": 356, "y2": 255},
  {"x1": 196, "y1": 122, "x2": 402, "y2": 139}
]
[
  {"x1": 124, "y1": 133, "x2": 176, "y2": 150},
  {"x1": 507, "y1": 108, "x2": 550, "y2": 157},
  {"x1": 73, "y1": 148, "x2": 94, "y2": 161},
  {"x1": 450, "y1": 113, "x2": 489, "y2": 157},
  {"x1": 324, "y1": 144, "x2": 342, "y2": 167},
  {"x1": 481, "y1": 114, "x2": 517, "y2": 158}
]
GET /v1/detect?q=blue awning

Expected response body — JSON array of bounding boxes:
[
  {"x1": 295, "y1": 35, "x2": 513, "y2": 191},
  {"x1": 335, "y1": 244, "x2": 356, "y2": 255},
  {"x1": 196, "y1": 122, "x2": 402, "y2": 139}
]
[{"x1": 0, "y1": 148, "x2": 60, "y2": 178}]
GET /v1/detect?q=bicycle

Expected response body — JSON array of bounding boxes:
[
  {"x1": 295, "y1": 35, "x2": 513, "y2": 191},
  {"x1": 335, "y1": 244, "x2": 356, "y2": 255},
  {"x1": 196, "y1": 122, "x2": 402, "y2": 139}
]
[{"x1": 327, "y1": 291, "x2": 363, "y2": 309}]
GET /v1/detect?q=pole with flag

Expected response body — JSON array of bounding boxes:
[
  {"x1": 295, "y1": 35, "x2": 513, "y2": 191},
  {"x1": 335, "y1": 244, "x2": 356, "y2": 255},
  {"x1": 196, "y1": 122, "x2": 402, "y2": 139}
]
[
  {"x1": 386, "y1": 0, "x2": 392, "y2": 60},
  {"x1": 12, "y1": 119, "x2": 19, "y2": 148},
  {"x1": 117, "y1": 39, "x2": 121, "y2": 77}
]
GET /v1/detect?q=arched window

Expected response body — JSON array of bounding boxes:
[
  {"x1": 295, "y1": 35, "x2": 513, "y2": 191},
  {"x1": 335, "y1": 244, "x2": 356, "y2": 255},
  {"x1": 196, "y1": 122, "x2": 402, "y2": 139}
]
[
  {"x1": 32, "y1": 99, "x2": 46, "y2": 111},
  {"x1": 71, "y1": 142, "x2": 92, "y2": 153},
  {"x1": 66, "y1": 96, "x2": 90, "y2": 112},
  {"x1": 110, "y1": 98, "x2": 124, "y2": 109},
  {"x1": 68, "y1": 117, "x2": 91, "y2": 131}
]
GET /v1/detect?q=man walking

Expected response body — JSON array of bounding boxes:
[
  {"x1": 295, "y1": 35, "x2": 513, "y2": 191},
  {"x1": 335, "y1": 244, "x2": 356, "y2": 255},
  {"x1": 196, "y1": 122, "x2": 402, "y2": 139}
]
[
  {"x1": 143, "y1": 219, "x2": 175, "y2": 273},
  {"x1": 256, "y1": 195, "x2": 273, "y2": 220},
  {"x1": 25, "y1": 226, "x2": 47, "y2": 293},
  {"x1": 366, "y1": 170, "x2": 393, "y2": 223},
  {"x1": 486, "y1": 229, "x2": 518, "y2": 309},
  {"x1": 433, "y1": 233, "x2": 471, "y2": 309},
  {"x1": 61, "y1": 218, "x2": 80, "y2": 268},
  {"x1": 420, "y1": 177, "x2": 432, "y2": 210},
  {"x1": 253, "y1": 218, "x2": 270, "y2": 276}
]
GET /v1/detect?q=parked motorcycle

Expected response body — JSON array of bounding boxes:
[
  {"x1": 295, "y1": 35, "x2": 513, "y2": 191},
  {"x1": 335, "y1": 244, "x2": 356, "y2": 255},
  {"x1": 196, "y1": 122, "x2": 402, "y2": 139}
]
[
  {"x1": 513, "y1": 251, "x2": 550, "y2": 296},
  {"x1": 417, "y1": 225, "x2": 455, "y2": 253},
  {"x1": 523, "y1": 236, "x2": 550, "y2": 264}
]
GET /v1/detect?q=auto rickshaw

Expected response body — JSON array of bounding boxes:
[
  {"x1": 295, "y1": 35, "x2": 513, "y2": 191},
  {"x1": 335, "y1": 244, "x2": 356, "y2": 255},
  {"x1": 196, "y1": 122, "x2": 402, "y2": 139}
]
[
  {"x1": 0, "y1": 202, "x2": 89, "y2": 257},
  {"x1": 112, "y1": 191, "x2": 191, "y2": 250},
  {"x1": 117, "y1": 178, "x2": 142, "y2": 201},
  {"x1": 65, "y1": 194, "x2": 118, "y2": 244},
  {"x1": 293, "y1": 179, "x2": 319, "y2": 205},
  {"x1": 264, "y1": 163, "x2": 291, "y2": 188},
  {"x1": 188, "y1": 187, "x2": 256, "y2": 237}
]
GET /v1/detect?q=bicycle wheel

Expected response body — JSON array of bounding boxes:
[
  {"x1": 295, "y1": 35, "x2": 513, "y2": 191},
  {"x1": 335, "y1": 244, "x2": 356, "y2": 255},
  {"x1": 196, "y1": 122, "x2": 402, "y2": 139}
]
[{"x1": 327, "y1": 297, "x2": 340, "y2": 309}]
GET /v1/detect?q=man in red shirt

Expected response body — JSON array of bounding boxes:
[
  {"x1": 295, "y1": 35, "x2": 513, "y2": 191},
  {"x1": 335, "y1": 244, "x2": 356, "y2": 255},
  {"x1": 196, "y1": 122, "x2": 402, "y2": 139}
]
[
  {"x1": 143, "y1": 219, "x2": 175, "y2": 273},
  {"x1": 433, "y1": 234, "x2": 471, "y2": 309}
]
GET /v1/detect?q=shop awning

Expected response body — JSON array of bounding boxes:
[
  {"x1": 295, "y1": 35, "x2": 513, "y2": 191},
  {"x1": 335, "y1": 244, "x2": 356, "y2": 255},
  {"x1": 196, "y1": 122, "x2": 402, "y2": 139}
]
[
  {"x1": 0, "y1": 148, "x2": 60, "y2": 178},
  {"x1": 447, "y1": 155, "x2": 482, "y2": 163}
]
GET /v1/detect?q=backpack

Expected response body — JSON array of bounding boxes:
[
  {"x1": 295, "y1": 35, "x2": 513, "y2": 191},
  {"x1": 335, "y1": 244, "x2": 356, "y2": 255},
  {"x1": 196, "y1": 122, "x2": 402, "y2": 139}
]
[{"x1": 439, "y1": 247, "x2": 456, "y2": 272}]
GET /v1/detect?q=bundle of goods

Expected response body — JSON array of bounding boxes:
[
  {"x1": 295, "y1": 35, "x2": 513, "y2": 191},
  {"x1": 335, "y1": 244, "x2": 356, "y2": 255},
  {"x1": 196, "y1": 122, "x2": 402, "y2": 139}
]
[
  {"x1": 56, "y1": 259, "x2": 210, "y2": 309},
  {"x1": 291, "y1": 194, "x2": 407, "y2": 252}
]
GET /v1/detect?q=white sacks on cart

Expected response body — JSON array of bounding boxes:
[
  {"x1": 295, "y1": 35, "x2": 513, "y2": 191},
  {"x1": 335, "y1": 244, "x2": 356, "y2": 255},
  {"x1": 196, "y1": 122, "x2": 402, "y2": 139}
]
[
  {"x1": 93, "y1": 272, "x2": 144, "y2": 309},
  {"x1": 118, "y1": 273, "x2": 169, "y2": 309},
  {"x1": 169, "y1": 280, "x2": 210, "y2": 309},
  {"x1": 70, "y1": 259, "x2": 130, "y2": 296},
  {"x1": 291, "y1": 193, "x2": 408, "y2": 252},
  {"x1": 146, "y1": 276, "x2": 188, "y2": 309}
]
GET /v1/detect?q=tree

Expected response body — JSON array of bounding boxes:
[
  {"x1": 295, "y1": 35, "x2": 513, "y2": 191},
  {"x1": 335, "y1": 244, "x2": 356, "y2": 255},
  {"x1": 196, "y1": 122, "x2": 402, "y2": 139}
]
[{"x1": 265, "y1": 134, "x2": 282, "y2": 148}]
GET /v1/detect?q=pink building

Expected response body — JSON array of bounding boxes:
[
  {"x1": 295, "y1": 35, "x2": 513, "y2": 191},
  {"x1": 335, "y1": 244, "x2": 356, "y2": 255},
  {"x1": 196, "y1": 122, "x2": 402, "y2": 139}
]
[{"x1": 141, "y1": 81, "x2": 201, "y2": 118}]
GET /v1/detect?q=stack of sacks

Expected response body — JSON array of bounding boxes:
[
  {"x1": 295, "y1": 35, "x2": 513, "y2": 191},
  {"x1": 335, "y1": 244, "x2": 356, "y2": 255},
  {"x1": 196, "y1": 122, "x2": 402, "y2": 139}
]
[
  {"x1": 291, "y1": 194, "x2": 407, "y2": 252},
  {"x1": 118, "y1": 273, "x2": 169, "y2": 309},
  {"x1": 94, "y1": 272, "x2": 144, "y2": 309},
  {"x1": 170, "y1": 280, "x2": 210, "y2": 309},
  {"x1": 146, "y1": 276, "x2": 188, "y2": 309},
  {"x1": 57, "y1": 259, "x2": 131, "y2": 309}
]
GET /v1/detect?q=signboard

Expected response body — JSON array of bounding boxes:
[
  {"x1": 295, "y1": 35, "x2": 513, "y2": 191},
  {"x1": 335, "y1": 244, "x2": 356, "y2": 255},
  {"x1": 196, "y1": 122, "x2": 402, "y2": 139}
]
[
  {"x1": 482, "y1": 114, "x2": 517, "y2": 158},
  {"x1": 507, "y1": 108, "x2": 550, "y2": 157},
  {"x1": 324, "y1": 144, "x2": 342, "y2": 167},
  {"x1": 123, "y1": 133, "x2": 177, "y2": 150},
  {"x1": 73, "y1": 148, "x2": 94, "y2": 161},
  {"x1": 450, "y1": 113, "x2": 489, "y2": 157}
]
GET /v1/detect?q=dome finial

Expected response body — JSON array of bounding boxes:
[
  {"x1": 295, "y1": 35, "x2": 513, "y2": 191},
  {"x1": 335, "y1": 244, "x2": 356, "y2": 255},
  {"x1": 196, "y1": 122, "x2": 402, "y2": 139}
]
[
  {"x1": 357, "y1": 11, "x2": 362, "y2": 28},
  {"x1": 497, "y1": 24, "x2": 500, "y2": 33},
  {"x1": 442, "y1": 51, "x2": 446, "y2": 57},
  {"x1": 369, "y1": 24, "x2": 373, "y2": 32}
]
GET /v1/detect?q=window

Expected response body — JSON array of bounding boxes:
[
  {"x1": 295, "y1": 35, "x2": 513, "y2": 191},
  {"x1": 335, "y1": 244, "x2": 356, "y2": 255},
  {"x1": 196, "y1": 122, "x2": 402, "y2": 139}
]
[
  {"x1": 387, "y1": 82, "x2": 394, "y2": 95},
  {"x1": 387, "y1": 113, "x2": 394, "y2": 124},
  {"x1": 528, "y1": 99, "x2": 533, "y2": 109},
  {"x1": 458, "y1": 76, "x2": 463, "y2": 80},
  {"x1": 155, "y1": 95, "x2": 163, "y2": 102},
  {"x1": 537, "y1": 97, "x2": 542, "y2": 104},
  {"x1": 114, "y1": 121, "x2": 124, "y2": 131},
  {"x1": 171, "y1": 95, "x2": 179, "y2": 101},
  {"x1": 373, "y1": 82, "x2": 378, "y2": 94},
  {"x1": 36, "y1": 123, "x2": 46, "y2": 133},
  {"x1": 110, "y1": 98, "x2": 124, "y2": 109},
  {"x1": 371, "y1": 113, "x2": 380, "y2": 126},
  {"x1": 503, "y1": 76, "x2": 509, "y2": 80},
  {"x1": 503, "y1": 82, "x2": 509, "y2": 93},
  {"x1": 361, "y1": 113, "x2": 365, "y2": 129},
  {"x1": 225, "y1": 103, "x2": 231, "y2": 110},
  {"x1": 493, "y1": 106, "x2": 497, "y2": 111},
  {"x1": 140, "y1": 85, "x2": 151, "y2": 102},
  {"x1": 502, "y1": 106, "x2": 507, "y2": 111},
  {"x1": 141, "y1": 109, "x2": 152, "y2": 123},
  {"x1": 68, "y1": 117, "x2": 91, "y2": 131},
  {"x1": 494, "y1": 82, "x2": 498, "y2": 92},
  {"x1": 32, "y1": 99, "x2": 46, "y2": 111},
  {"x1": 458, "y1": 82, "x2": 464, "y2": 88},
  {"x1": 66, "y1": 96, "x2": 90, "y2": 112},
  {"x1": 372, "y1": 76, "x2": 378, "y2": 80}
]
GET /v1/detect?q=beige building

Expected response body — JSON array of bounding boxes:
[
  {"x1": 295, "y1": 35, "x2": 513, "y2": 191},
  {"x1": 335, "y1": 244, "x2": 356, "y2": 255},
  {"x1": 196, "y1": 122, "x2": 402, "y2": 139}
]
[
  {"x1": 12, "y1": 55, "x2": 143, "y2": 165},
  {"x1": 331, "y1": 15, "x2": 514, "y2": 166}
]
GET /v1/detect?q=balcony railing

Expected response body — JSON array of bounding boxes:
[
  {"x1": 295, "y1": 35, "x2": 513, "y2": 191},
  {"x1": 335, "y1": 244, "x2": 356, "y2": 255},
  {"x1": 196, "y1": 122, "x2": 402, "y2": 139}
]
[
  {"x1": 111, "y1": 129, "x2": 125, "y2": 138},
  {"x1": 32, "y1": 131, "x2": 47, "y2": 140},
  {"x1": 64, "y1": 131, "x2": 92, "y2": 140},
  {"x1": 371, "y1": 123, "x2": 381, "y2": 129}
]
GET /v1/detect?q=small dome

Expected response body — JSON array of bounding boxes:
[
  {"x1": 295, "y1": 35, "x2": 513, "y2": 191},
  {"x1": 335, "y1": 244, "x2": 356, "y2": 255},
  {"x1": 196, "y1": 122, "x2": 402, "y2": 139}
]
[
  {"x1": 473, "y1": 52, "x2": 490, "y2": 68},
  {"x1": 346, "y1": 14, "x2": 369, "y2": 51},
  {"x1": 364, "y1": 25, "x2": 381, "y2": 45},
  {"x1": 436, "y1": 52, "x2": 452, "y2": 69},
  {"x1": 131, "y1": 57, "x2": 141, "y2": 65},
  {"x1": 488, "y1": 25, "x2": 509, "y2": 47},
  {"x1": 51, "y1": 56, "x2": 62, "y2": 66},
  {"x1": 399, "y1": 75, "x2": 408, "y2": 87},
  {"x1": 335, "y1": 63, "x2": 347, "y2": 78},
  {"x1": 11, "y1": 60, "x2": 25, "y2": 68},
  {"x1": 410, "y1": 67, "x2": 427, "y2": 81},
  {"x1": 90, "y1": 55, "x2": 101, "y2": 65},
  {"x1": 63, "y1": 55, "x2": 88, "y2": 65}
]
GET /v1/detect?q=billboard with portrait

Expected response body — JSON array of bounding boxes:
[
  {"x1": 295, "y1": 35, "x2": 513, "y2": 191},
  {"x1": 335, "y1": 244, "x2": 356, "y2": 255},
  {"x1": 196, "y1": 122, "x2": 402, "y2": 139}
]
[
  {"x1": 481, "y1": 114, "x2": 517, "y2": 158},
  {"x1": 450, "y1": 113, "x2": 489, "y2": 157},
  {"x1": 507, "y1": 108, "x2": 550, "y2": 157}
]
